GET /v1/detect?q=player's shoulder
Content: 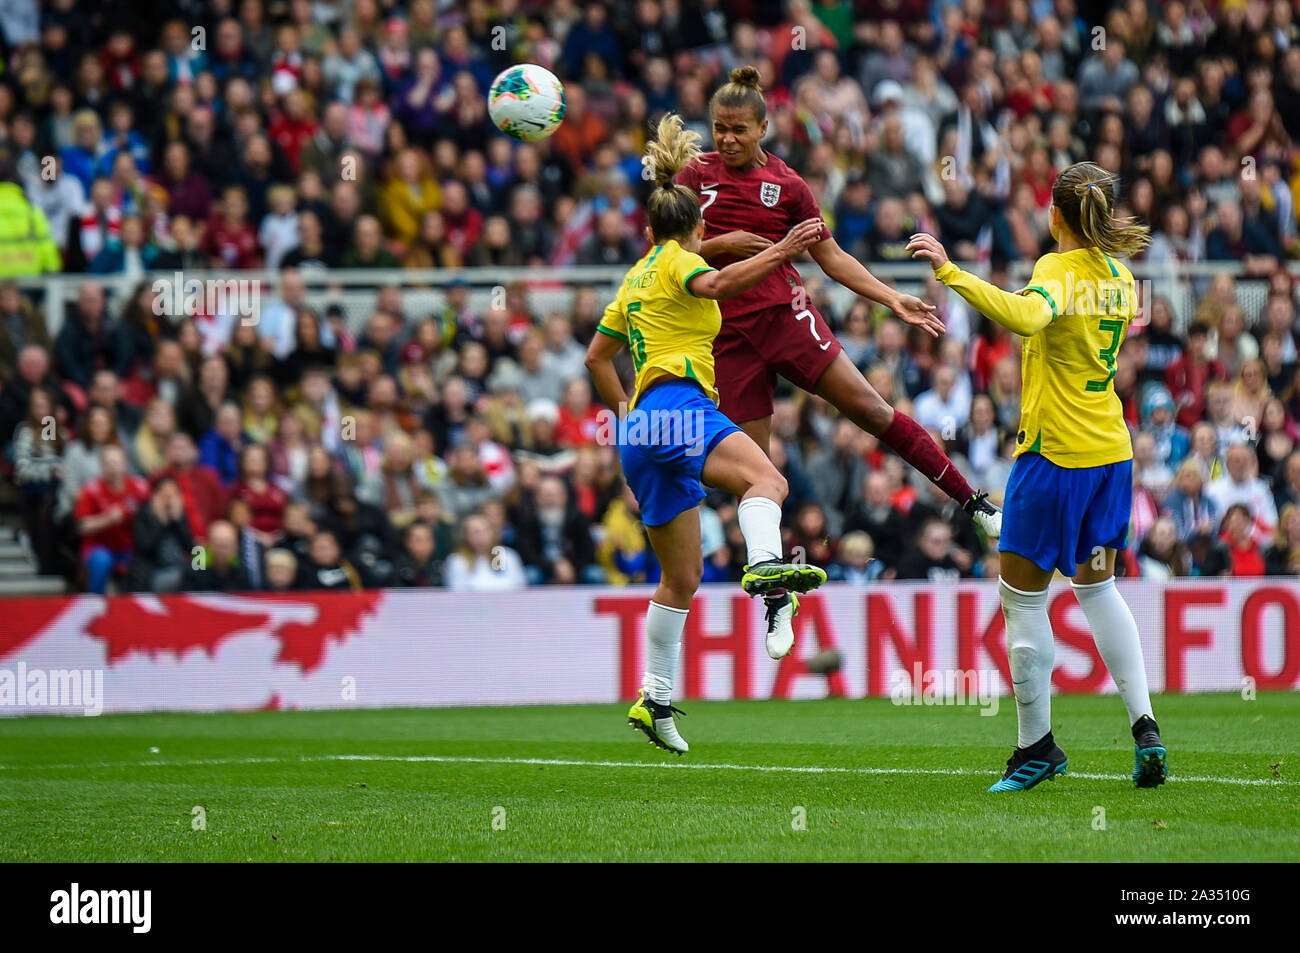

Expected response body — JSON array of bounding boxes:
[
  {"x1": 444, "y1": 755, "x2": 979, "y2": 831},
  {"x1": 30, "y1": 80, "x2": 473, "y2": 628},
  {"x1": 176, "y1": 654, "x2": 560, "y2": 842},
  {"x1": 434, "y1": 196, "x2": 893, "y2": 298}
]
[
  {"x1": 1106, "y1": 254, "x2": 1136, "y2": 283},
  {"x1": 1027, "y1": 251, "x2": 1075, "y2": 287},
  {"x1": 763, "y1": 152, "x2": 805, "y2": 184},
  {"x1": 661, "y1": 239, "x2": 709, "y2": 270},
  {"x1": 1032, "y1": 250, "x2": 1067, "y2": 272},
  {"x1": 762, "y1": 152, "x2": 791, "y2": 173}
]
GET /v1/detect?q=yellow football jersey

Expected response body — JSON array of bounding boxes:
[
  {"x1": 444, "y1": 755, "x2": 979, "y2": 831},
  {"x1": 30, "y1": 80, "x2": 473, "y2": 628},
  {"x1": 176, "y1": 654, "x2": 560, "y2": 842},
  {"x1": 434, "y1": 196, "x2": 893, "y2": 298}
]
[
  {"x1": 1016, "y1": 247, "x2": 1137, "y2": 467},
  {"x1": 598, "y1": 240, "x2": 719, "y2": 408}
]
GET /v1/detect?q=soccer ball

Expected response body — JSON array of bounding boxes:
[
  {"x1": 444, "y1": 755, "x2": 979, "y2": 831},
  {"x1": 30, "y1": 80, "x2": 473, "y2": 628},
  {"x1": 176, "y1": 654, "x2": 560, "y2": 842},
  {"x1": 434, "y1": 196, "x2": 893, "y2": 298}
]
[{"x1": 488, "y1": 64, "x2": 566, "y2": 142}]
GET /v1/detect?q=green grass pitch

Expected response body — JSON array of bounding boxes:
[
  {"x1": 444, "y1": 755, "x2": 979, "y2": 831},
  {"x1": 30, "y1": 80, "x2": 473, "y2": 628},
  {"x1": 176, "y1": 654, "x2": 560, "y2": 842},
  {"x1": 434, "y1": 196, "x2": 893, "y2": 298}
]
[{"x1": 1, "y1": 692, "x2": 1296, "y2": 861}]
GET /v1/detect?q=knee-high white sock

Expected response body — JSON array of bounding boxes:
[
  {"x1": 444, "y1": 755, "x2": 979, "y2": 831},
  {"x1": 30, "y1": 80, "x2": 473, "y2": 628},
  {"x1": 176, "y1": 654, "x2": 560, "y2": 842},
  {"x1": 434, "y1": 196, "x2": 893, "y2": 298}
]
[
  {"x1": 642, "y1": 601, "x2": 688, "y2": 705},
  {"x1": 736, "y1": 496, "x2": 783, "y2": 565},
  {"x1": 1072, "y1": 576, "x2": 1153, "y2": 727},
  {"x1": 999, "y1": 578, "x2": 1054, "y2": 749}
]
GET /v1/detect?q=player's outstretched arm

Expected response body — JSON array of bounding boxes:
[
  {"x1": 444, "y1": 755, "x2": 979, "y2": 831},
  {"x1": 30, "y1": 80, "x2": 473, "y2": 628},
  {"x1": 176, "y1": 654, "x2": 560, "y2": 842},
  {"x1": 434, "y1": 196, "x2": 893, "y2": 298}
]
[
  {"x1": 699, "y1": 231, "x2": 772, "y2": 259},
  {"x1": 689, "y1": 219, "x2": 823, "y2": 300},
  {"x1": 807, "y1": 234, "x2": 945, "y2": 337},
  {"x1": 585, "y1": 330, "x2": 632, "y2": 415},
  {"x1": 906, "y1": 233, "x2": 1053, "y2": 337}
]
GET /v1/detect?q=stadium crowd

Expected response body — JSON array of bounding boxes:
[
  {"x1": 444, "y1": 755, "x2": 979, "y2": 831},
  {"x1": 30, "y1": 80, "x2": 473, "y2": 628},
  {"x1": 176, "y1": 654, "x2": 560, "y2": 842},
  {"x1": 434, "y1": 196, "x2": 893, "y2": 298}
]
[{"x1": 3, "y1": 0, "x2": 1300, "y2": 593}]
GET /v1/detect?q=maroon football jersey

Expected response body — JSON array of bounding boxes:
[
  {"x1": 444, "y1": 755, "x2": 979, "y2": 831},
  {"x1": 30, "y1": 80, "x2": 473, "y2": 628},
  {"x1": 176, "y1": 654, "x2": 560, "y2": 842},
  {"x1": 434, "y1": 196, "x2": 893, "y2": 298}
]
[{"x1": 676, "y1": 151, "x2": 831, "y2": 318}]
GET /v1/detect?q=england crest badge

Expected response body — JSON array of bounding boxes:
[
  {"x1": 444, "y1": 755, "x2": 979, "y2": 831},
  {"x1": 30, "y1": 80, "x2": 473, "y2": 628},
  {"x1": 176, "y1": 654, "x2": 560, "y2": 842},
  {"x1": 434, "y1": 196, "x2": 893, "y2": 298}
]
[{"x1": 759, "y1": 181, "x2": 781, "y2": 207}]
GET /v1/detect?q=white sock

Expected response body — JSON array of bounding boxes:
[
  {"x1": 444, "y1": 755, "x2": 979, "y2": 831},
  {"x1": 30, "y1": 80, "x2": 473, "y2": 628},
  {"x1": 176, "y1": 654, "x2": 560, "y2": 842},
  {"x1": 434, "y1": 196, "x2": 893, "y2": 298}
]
[
  {"x1": 1072, "y1": 576, "x2": 1153, "y2": 727},
  {"x1": 737, "y1": 496, "x2": 783, "y2": 565},
  {"x1": 999, "y1": 578, "x2": 1054, "y2": 749},
  {"x1": 642, "y1": 601, "x2": 688, "y2": 705}
]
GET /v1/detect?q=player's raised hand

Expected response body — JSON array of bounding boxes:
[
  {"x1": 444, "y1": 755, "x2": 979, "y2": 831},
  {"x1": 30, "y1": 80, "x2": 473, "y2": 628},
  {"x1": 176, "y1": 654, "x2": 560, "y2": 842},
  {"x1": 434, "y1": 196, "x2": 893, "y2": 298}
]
[
  {"x1": 722, "y1": 230, "x2": 774, "y2": 256},
  {"x1": 773, "y1": 218, "x2": 825, "y2": 258},
  {"x1": 892, "y1": 293, "x2": 945, "y2": 337},
  {"x1": 906, "y1": 232, "x2": 950, "y2": 270}
]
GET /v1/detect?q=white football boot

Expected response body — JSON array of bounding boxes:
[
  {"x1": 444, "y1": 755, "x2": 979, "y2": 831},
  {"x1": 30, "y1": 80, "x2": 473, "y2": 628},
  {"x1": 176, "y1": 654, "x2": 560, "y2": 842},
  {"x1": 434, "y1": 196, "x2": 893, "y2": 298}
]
[{"x1": 764, "y1": 592, "x2": 799, "y2": 660}]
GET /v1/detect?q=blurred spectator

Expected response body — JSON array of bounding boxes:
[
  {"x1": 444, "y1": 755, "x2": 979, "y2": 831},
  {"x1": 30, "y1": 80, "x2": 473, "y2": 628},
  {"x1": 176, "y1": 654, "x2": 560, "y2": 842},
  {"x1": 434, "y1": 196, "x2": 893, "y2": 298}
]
[
  {"x1": 1133, "y1": 431, "x2": 1174, "y2": 502},
  {"x1": 57, "y1": 404, "x2": 118, "y2": 522},
  {"x1": 513, "y1": 475, "x2": 597, "y2": 584},
  {"x1": 1166, "y1": 323, "x2": 1228, "y2": 429},
  {"x1": 0, "y1": 160, "x2": 60, "y2": 278},
  {"x1": 576, "y1": 208, "x2": 641, "y2": 265},
  {"x1": 264, "y1": 548, "x2": 300, "y2": 591},
  {"x1": 1257, "y1": 397, "x2": 1297, "y2": 484},
  {"x1": 200, "y1": 401, "x2": 246, "y2": 487},
  {"x1": 1137, "y1": 517, "x2": 1191, "y2": 580},
  {"x1": 843, "y1": 471, "x2": 908, "y2": 569},
  {"x1": 1164, "y1": 458, "x2": 1221, "y2": 548},
  {"x1": 179, "y1": 356, "x2": 232, "y2": 444},
  {"x1": 1185, "y1": 421, "x2": 1226, "y2": 483},
  {"x1": 74, "y1": 445, "x2": 148, "y2": 594},
  {"x1": 379, "y1": 147, "x2": 441, "y2": 249},
  {"x1": 203, "y1": 185, "x2": 262, "y2": 269},
  {"x1": 155, "y1": 431, "x2": 225, "y2": 543},
  {"x1": 55, "y1": 282, "x2": 112, "y2": 389},
  {"x1": 1265, "y1": 505, "x2": 1300, "y2": 576},
  {"x1": 785, "y1": 502, "x2": 836, "y2": 571},
  {"x1": 1140, "y1": 384, "x2": 1189, "y2": 471},
  {"x1": 127, "y1": 476, "x2": 194, "y2": 592},
  {"x1": 1206, "y1": 200, "x2": 1281, "y2": 275},
  {"x1": 154, "y1": 141, "x2": 211, "y2": 222},
  {"x1": 12, "y1": 386, "x2": 64, "y2": 573},
  {"x1": 342, "y1": 214, "x2": 400, "y2": 268},
  {"x1": 956, "y1": 394, "x2": 1008, "y2": 491},
  {"x1": 807, "y1": 417, "x2": 871, "y2": 534},
  {"x1": 555, "y1": 378, "x2": 602, "y2": 448},
  {"x1": 132, "y1": 398, "x2": 177, "y2": 476},
  {"x1": 392, "y1": 521, "x2": 443, "y2": 587},
  {"x1": 375, "y1": 432, "x2": 422, "y2": 529},
  {"x1": 1206, "y1": 443, "x2": 1279, "y2": 546},
  {"x1": 1275, "y1": 452, "x2": 1300, "y2": 513},
  {"x1": 187, "y1": 519, "x2": 254, "y2": 591},
  {"x1": 444, "y1": 512, "x2": 526, "y2": 591},
  {"x1": 1203, "y1": 504, "x2": 1267, "y2": 577},
  {"x1": 241, "y1": 376, "x2": 281, "y2": 444},
  {"x1": 228, "y1": 443, "x2": 288, "y2": 543},
  {"x1": 913, "y1": 364, "x2": 969, "y2": 434},
  {"x1": 833, "y1": 530, "x2": 885, "y2": 584},
  {"x1": 0, "y1": 283, "x2": 51, "y2": 380},
  {"x1": 896, "y1": 518, "x2": 972, "y2": 580}
]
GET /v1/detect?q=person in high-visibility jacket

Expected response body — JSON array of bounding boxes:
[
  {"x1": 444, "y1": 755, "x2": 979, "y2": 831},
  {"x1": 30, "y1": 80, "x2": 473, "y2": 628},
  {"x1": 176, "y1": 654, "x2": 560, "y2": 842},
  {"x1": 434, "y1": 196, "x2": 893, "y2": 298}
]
[{"x1": 0, "y1": 163, "x2": 61, "y2": 278}]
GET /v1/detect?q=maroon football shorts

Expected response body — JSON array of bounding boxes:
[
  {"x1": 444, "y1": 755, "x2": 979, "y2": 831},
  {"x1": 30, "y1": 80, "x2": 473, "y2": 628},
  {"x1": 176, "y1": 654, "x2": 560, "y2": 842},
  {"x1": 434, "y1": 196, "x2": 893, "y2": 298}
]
[{"x1": 712, "y1": 302, "x2": 844, "y2": 424}]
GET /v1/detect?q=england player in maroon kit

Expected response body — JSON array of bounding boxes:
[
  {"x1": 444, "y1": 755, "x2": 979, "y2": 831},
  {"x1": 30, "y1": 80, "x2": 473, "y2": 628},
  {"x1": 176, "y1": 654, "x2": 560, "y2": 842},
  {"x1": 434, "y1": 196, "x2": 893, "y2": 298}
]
[{"x1": 675, "y1": 67, "x2": 1002, "y2": 537}]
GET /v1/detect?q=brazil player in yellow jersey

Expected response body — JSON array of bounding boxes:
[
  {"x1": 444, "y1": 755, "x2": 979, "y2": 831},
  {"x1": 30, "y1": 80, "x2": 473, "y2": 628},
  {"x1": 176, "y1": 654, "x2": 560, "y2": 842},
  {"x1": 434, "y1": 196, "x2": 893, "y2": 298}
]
[
  {"x1": 908, "y1": 162, "x2": 1167, "y2": 790},
  {"x1": 585, "y1": 113, "x2": 826, "y2": 754}
]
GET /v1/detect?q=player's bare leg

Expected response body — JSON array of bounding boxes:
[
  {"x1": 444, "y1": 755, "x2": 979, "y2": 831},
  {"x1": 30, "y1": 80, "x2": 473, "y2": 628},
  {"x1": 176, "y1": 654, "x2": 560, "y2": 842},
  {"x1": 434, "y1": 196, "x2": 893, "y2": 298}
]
[
  {"x1": 627, "y1": 507, "x2": 703, "y2": 754},
  {"x1": 1073, "y1": 549, "x2": 1166, "y2": 787},
  {"x1": 813, "y1": 352, "x2": 1002, "y2": 537},
  {"x1": 736, "y1": 416, "x2": 772, "y2": 457}
]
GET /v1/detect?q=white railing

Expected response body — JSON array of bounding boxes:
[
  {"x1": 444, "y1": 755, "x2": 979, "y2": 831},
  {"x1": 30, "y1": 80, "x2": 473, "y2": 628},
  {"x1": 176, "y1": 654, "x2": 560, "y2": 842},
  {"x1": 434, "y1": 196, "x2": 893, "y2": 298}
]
[{"x1": 13, "y1": 260, "x2": 1298, "y2": 338}]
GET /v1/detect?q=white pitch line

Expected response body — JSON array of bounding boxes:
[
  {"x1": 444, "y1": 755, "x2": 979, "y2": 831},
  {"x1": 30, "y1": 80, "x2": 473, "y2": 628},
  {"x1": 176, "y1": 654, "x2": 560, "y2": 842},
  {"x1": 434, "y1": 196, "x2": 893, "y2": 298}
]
[{"x1": 0, "y1": 753, "x2": 1292, "y2": 787}]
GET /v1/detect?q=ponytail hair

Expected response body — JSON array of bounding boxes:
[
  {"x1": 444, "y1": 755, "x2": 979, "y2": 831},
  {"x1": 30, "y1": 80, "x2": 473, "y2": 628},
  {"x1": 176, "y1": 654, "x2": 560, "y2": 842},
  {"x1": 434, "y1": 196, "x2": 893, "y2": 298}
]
[
  {"x1": 644, "y1": 112, "x2": 703, "y2": 243},
  {"x1": 1052, "y1": 162, "x2": 1150, "y2": 259},
  {"x1": 709, "y1": 65, "x2": 768, "y2": 122}
]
